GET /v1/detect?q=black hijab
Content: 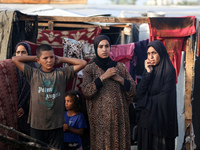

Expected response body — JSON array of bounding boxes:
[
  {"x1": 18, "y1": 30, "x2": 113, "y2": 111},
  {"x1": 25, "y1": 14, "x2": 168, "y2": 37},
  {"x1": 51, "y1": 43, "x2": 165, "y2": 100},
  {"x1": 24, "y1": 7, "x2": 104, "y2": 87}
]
[
  {"x1": 15, "y1": 42, "x2": 32, "y2": 56},
  {"x1": 147, "y1": 40, "x2": 174, "y2": 96},
  {"x1": 94, "y1": 35, "x2": 117, "y2": 71},
  {"x1": 137, "y1": 40, "x2": 178, "y2": 138},
  {"x1": 14, "y1": 42, "x2": 36, "y2": 111}
]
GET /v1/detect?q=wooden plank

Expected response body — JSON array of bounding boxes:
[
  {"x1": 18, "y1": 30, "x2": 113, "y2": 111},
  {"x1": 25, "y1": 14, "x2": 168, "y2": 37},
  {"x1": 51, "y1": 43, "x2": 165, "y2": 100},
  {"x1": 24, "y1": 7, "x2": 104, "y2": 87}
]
[
  {"x1": 37, "y1": 16, "x2": 148, "y2": 23},
  {"x1": 121, "y1": 30, "x2": 125, "y2": 44},
  {"x1": 0, "y1": 0, "x2": 12, "y2": 2},
  {"x1": 48, "y1": 21, "x2": 54, "y2": 30},
  {"x1": 0, "y1": 0, "x2": 16, "y2": 2},
  {"x1": 185, "y1": 120, "x2": 191, "y2": 150},
  {"x1": 185, "y1": 38, "x2": 193, "y2": 120},
  {"x1": 0, "y1": 0, "x2": 49, "y2": 3},
  {"x1": 38, "y1": 22, "x2": 110, "y2": 29},
  {"x1": 23, "y1": 0, "x2": 49, "y2": 4},
  {"x1": 19, "y1": 15, "x2": 148, "y2": 24},
  {"x1": 185, "y1": 38, "x2": 194, "y2": 150},
  {"x1": 0, "y1": 0, "x2": 86, "y2": 3},
  {"x1": 50, "y1": 0, "x2": 87, "y2": 4}
]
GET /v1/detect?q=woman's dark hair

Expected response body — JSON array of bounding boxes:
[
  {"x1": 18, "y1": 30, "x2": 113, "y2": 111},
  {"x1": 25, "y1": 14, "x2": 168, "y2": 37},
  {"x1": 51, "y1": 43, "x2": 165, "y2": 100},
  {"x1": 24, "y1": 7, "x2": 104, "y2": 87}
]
[{"x1": 65, "y1": 90, "x2": 83, "y2": 113}]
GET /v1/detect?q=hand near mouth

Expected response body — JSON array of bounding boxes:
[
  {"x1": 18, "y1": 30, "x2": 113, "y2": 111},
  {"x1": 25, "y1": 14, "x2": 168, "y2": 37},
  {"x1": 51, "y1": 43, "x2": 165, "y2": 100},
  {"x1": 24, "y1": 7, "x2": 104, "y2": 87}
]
[{"x1": 145, "y1": 59, "x2": 153, "y2": 73}]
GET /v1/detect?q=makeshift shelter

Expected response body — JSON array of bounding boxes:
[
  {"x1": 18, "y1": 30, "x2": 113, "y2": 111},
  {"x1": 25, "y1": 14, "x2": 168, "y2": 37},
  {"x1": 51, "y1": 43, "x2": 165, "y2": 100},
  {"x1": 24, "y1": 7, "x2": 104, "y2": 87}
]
[{"x1": 0, "y1": 9, "x2": 199, "y2": 150}]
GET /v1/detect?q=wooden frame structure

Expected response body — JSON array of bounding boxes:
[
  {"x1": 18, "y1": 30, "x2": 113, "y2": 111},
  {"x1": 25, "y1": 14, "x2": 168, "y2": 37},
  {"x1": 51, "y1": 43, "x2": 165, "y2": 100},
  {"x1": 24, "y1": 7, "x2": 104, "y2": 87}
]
[
  {"x1": 185, "y1": 37, "x2": 195, "y2": 150},
  {"x1": 18, "y1": 15, "x2": 195, "y2": 150},
  {"x1": 19, "y1": 15, "x2": 149, "y2": 30}
]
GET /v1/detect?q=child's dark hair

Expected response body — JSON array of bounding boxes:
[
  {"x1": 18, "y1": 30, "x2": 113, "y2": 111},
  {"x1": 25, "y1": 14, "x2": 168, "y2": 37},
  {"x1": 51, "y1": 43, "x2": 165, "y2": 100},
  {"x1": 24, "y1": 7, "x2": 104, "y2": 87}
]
[
  {"x1": 65, "y1": 90, "x2": 83, "y2": 113},
  {"x1": 36, "y1": 44, "x2": 54, "y2": 58}
]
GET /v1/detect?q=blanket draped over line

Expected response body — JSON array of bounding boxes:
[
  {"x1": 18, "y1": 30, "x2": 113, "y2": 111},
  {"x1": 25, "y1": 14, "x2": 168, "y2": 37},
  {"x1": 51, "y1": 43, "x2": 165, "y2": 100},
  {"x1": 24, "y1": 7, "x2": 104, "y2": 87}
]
[
  {"x1": 148, "y1": 16, "x2": 196, "y2": 83},
  {"x1": 0, "y1": 59, "x2": 18, "y2": 150}
]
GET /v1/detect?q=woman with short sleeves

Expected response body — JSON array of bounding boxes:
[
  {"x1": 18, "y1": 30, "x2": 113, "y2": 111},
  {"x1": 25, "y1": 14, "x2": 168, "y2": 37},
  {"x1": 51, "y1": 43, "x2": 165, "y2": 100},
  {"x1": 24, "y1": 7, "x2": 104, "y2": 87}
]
[
  {"x1": 81, "y1": 35, "x2": 136, "y2": 150},
  {"x1": 136, "y1": 40, "x2": 178, "y2": 150}
]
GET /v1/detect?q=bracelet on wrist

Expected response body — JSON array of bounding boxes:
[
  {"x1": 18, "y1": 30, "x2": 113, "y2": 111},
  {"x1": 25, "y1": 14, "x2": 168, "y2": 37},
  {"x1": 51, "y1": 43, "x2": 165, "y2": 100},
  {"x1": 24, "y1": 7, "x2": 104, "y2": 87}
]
[{"x1": 100, "y1": 76, "x2": 104, "y2": 82}]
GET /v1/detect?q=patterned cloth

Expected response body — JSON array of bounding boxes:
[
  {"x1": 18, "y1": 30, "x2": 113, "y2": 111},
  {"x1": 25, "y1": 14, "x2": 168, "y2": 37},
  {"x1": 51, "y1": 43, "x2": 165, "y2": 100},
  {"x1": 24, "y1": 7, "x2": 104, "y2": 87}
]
[
  {"x1": 0, "y1": 59, "x2": 18, "y2": 149},
  {"x1": 63, "y1": 38, "x2": 85, "y2": 60},
  {"x1": 63, "y1": 38, "x2": 95, "y2": 60},
  {"x1": 37, "y1": 27, "x2": 101, "y2": 46},
  {"x1": 148, "y1": 16, "x2": 196, "y2": 82}
]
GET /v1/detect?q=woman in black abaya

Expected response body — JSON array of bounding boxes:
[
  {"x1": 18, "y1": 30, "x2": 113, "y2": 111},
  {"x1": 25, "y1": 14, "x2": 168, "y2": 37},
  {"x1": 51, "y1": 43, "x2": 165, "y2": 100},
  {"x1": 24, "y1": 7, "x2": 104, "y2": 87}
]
[
  {"x1": 136, "y1": 40, "x2": 178, "y2": 150},
  {"x1": 14, "y1": 42, "x2": 37, "y2": 141}
]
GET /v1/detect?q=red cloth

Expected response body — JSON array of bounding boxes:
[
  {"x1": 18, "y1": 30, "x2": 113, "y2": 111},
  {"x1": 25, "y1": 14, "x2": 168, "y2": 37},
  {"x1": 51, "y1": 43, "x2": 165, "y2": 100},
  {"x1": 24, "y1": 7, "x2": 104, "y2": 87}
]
[
  {"x1": 149, "y1": 16, "x2": 196, "y2": 82},
  {"x1": 0, "y1": 59, "x2": 18, "y2": 149},
  {"x1": 37, "y1": 27, "x2": 101, "y2": 46}
]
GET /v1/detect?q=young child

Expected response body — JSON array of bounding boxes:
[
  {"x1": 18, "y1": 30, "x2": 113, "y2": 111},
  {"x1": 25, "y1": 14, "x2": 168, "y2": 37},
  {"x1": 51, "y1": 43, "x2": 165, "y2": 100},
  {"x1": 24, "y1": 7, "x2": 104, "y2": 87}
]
[
  {"x1": 12, "y1": 44, "x2": 87, "y2": 150},
  {"x1": 63, "y1": 90, "x2": 87, "y2": 150}
]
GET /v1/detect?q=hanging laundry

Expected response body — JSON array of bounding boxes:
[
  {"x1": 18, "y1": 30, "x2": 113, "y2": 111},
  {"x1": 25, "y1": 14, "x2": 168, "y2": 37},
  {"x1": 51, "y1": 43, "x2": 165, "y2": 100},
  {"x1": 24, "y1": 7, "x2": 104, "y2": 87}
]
[
  {"x1": 130, "y1": 39, "x2": 149, "y2": 83},
  {"x1": 62, "y1": 37, "x2": 95, "y2": 96},
  {"x1": 149, "y1": 16, "x2": 196, "y2": 83},
  {"x1": 63, "y1": 38, "x2": 85, "y2": 60},
  {"x1": 63, "y1": 38, "x2": 96, "y2": 80},
  {"x1": 63, "y1": 38, "x2": 95, "y2": 59},
  {"x1": 110, "y1": 43, "x2": 135, "y2": 72},
  {"x1": 82, "y1": 43, "x2": 95, "y2": 59}
]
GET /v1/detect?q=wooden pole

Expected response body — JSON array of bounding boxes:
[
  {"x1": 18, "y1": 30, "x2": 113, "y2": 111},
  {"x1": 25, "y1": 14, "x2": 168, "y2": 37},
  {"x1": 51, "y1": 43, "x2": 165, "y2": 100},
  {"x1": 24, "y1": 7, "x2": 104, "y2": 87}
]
[
  {"x1": 0, "y1": 134, "x2": 53, "y2": 150},
  {"x1": 0, "y1": 123, "x2": 57, "y2": 150},
  {"x1": 185, "y1": 37, "x2": 195, "y2": 150}
]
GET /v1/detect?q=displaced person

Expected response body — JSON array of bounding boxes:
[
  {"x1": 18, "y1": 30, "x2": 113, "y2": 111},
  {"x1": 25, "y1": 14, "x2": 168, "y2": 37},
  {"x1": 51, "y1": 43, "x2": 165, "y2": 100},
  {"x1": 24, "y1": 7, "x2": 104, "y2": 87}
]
[
  {"x1": 81, "y1": 35, "x2": 136, "y2": 150},
  {"x1": 63, "y1": 90, "x2": 87, "y2": 150},
  {"x1": 136, "y1": 40, "x2": 178, "y2": 150},
  {"x1": 14, "y1": 42, "x2": 36, "y2": 141},
  {"x1": 12, "y1": 44, "x2": 87, "y2": 150}
]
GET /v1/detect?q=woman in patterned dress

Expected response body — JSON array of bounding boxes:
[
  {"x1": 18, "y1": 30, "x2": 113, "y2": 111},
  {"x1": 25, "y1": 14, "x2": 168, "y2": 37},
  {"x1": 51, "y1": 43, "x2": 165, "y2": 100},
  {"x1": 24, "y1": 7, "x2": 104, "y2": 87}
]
[{"x1": 81, "y1": 35, "x2": 136, "y2": 150}]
